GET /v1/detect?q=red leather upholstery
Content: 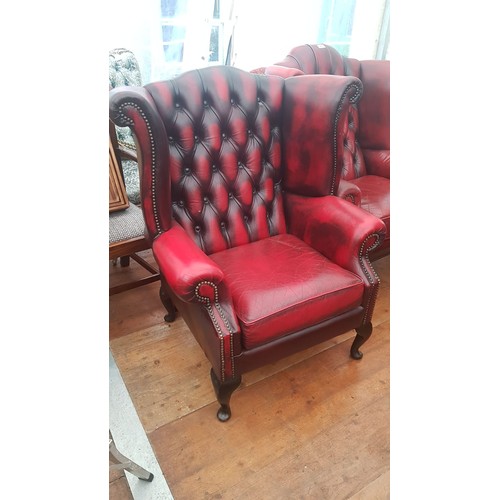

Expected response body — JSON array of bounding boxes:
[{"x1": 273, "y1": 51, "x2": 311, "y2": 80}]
[
  {"x1": 267, "y1": 44, "x2": 390, "y2": 260},
  {"x1": 346, "y1": 59, "x2": 390, "y2": 184},
  {"x1": 210, "y1": 233, "x2": 364, "y2": 349},
  {"x1": 110, "y1": 65, "x2": 386, "y2": 421}
]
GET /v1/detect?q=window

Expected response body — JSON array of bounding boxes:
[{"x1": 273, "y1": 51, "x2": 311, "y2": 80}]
[
  {"x1": 157, "y1": 0, "x2": 235, "y2": 78},
  {"x1": 318, "y1": 0, "x2": 389, "y2": 59},
  {"x1": 319, "y1": 0, "x2": 357, "y2": 56}
]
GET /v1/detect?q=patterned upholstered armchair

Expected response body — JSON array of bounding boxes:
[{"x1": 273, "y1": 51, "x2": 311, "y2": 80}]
[
  {"x1": 264, "y1": 44, "x2": 390, "y2": 260},
  {"x1": 109, "y1": 66, "x2": 386, "y2": 421},
  {"x1": 109, "y1": 48, "x2": 142, "y2": 205}
]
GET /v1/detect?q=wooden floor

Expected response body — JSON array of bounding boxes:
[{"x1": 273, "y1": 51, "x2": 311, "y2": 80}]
[{"x1": 109, "y1": 251, "x2": 390, "y2": 500}]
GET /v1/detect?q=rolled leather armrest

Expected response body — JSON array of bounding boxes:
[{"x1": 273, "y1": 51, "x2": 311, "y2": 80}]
[
  {"x1": 284, "y1": 192, "x2": 386, "y2": 273},
  {"x1": 264, "y1": 65, "x2": 304, "y2": 78},
  {"x1": 364, "y1": 149, "x2": 390, "y2": 179},
  {"x1": 337, "y1": 179, "x2": 362, "y2": 206},
  {"x1": 152, "y1": 224, "x2": 225, "y2": 303}
]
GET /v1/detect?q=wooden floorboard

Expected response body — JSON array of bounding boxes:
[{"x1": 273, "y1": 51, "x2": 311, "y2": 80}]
[
  {"x1": 109, "y1": 467, "x2": 134, "y2": 500},
  {"x1": 110, "y1": 252, "x2": 390, "y2": 499}
]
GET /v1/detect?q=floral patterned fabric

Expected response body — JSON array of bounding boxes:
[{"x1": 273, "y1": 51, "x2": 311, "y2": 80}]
[{"x1": 109, "y1": 48, "x2": 142, "y2": 205}]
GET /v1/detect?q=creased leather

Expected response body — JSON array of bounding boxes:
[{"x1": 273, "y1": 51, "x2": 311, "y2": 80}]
[
  {"x1": 363, "y1": 149, "x2": 390, "y2": 179},
  {"x1": 210, "y1": 233, "x2": 363, "y2": 349},
  {"x1": 285, "y1": 192, "x2": 385, "y2": 323},
  {"x1": 337, "y1": 179, "x2": 362, "y2": 206},
  {"x1": 348, "y1": 176, "x2": 390, "y2": 226}
]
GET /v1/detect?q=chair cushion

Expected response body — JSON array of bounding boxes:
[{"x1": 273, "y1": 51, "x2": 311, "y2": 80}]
[
  {"x1": 109, "y1": 202, "x2": 145, "y2": 244},
  {"x1": 350, "y1": 175, "x2": 390, "y2": 233},
  {"x1": 209, "y1": 234, "x2": 364, "y2": 349}
]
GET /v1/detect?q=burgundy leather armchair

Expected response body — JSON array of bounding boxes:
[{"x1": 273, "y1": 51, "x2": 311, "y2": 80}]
[
  {"x1": 109, "y1": 66, "x2": 386, "y2": 421},
  {"x1": 265, "y1": 44, "x2": 390, "y2": 260}
]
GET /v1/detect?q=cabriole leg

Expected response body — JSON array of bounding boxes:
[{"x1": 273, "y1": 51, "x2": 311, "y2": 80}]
[
  {"x1": 210, "y1": 368, "x2": 242, "y2": 422},
  {"x1": 159, "y1": 286, "x2": 176, "y2": 322},
  {"x1": 350, "y1": 323, "x2": 373, "y2": 360}
]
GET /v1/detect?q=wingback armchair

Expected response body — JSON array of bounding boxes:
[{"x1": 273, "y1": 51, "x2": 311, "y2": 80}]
[
  {"x1": 109, "y1": 66, "x2": 386, "y2": 421},
  {"x1": 265, "y1": 44, "x2": 390, "y2": 260}
]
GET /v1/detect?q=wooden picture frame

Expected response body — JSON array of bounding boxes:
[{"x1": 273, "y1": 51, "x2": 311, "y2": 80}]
[{"x1": 109, "y1": 137, "x2": 129, "y2": 212}]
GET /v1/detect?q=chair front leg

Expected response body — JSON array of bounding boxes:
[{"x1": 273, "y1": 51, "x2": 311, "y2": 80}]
[
  {"x1": 159, "y1": 284, "x2": 177, "y2": 323},
  {"x1": 210, "y1": 368, "x2": 242, "y2": 422},
  {"x1": 350, "y1": 322, "x2": 373, "y2": 360}
]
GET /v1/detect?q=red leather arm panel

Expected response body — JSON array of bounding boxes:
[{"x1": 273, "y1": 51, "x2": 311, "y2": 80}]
[
  {"x1": 153, "y1": 224, "x2": 241, "y2": 379},
  {"x1": 152, "y1": 224, "x2": 225, "y2": 303},
  {"x1": 364, "y1": 149, "x2": 390, "y2": 179},
  {"x1": 284, "y1": 192, "x2": 386, "y2": 324},
  {"x1": 284, "y1": 193, "x2": 386, "y2": 274},
  {"x1": 337, "y1": 179, "x2": 362, "y2": 206}
]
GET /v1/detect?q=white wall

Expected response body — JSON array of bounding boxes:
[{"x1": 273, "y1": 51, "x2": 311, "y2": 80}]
[
  {"x1": 107, "y1": 0, "x2": 161, "y2": 83},
  {"x1": 349, "y1": 0, "x2": 388, "y2": 59},
  {"x1": 231, "y1": 0, "x2": 325, "y2": 71}
]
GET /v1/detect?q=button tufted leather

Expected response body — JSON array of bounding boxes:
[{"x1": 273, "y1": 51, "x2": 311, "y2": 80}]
[{"x1": 145, "y1": 68, "x2": 286, "y2": 255}]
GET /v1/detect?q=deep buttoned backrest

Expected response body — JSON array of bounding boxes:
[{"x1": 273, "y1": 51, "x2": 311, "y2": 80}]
[{"x1": 144, "y1": 66, "x2": 287, "y2": 255}]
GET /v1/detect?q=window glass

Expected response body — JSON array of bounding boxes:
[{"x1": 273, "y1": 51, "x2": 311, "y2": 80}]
[
  {"x1": 209, "y1": 26, "x2": 220, "y2": 62},
  {"x1": 213, "y1": 0, "x2": 220, "y2": 18},
  {"x1": 161, "y1": 0, "x2": 188, "y2": 17},
  {"x1": 161, "y1": 25, "x2": 186, "y2": 63},
  {"x1": 319, "y1": 0, "x2": 357, "y2": 56}
]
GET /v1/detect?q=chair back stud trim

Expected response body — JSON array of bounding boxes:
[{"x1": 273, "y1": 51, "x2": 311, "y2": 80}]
[
  {"x1": 116, "y1": 101, "x2": 162, "y2": 235},
  {"x1": 330, "y1": 81, "x2": 364, "y2": 196}
]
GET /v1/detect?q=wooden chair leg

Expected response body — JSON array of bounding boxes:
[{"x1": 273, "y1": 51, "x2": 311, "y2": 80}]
[
  {"x1": 159, "y1": 286, "x2": 177, "y2": 322},
  {"x1": 210, "y1": 368, "x2": 242, "y2": 422},
  {"x1": 350, "y1": 323, "x2": 373, "y2": 360},
  {"x1": 119, "y1": 256, "x2": 130, "y2": 267}
]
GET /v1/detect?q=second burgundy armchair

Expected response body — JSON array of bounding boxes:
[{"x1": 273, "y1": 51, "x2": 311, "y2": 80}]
[
  {"x1": 109, "y1": 66, "x2": 386, "y2": 421},
  {"x1": 265, "y1": 43, "x2": 390, "y2": 260}
]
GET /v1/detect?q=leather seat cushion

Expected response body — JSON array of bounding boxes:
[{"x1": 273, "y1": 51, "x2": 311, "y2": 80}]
[
  {"x1": 209, "y1": 233, "x2": 364, "y2": 349},
  {"x1": 350, "y1": 175, "x2": 390, "y2": 237}
]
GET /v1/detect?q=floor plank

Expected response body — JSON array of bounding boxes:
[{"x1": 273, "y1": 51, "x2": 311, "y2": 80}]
[
  {"x1": 109, "y1": 468, "x2": 134, "y2": 500},
  {"x1": 110, "y1": 253, "x2": 390, "y2": 499},
  {"x1": 148, "y1": 324, "x2": 389, "y2": 499}
]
